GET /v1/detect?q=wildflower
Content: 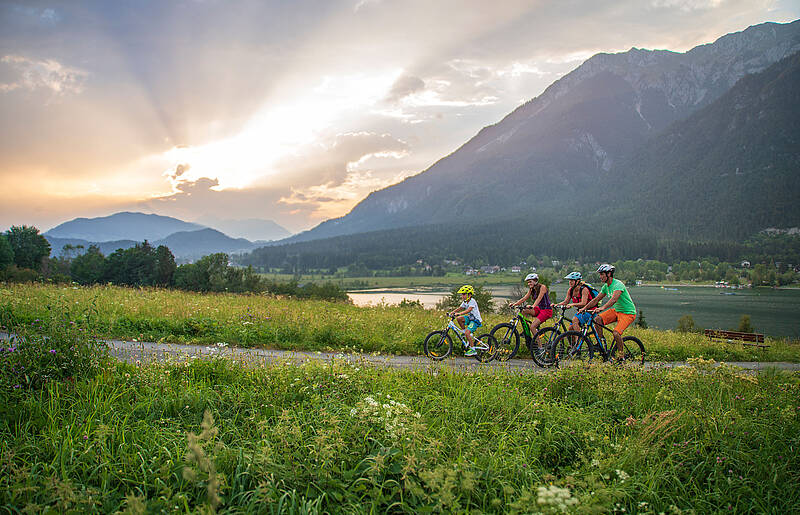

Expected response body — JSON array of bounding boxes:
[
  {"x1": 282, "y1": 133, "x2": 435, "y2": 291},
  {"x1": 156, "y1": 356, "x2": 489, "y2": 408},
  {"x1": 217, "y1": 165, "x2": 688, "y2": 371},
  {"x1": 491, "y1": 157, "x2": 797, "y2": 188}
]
[{"x1": 49, "y1": 349, "x2": 57, "y2": 354}]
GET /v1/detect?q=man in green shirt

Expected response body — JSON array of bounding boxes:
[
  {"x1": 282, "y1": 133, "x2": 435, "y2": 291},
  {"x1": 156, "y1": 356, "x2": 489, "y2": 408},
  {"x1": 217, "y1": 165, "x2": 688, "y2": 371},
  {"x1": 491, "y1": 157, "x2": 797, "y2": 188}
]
[{"x1": 578, "y1": 264, "x2": 636, "y2": 361}]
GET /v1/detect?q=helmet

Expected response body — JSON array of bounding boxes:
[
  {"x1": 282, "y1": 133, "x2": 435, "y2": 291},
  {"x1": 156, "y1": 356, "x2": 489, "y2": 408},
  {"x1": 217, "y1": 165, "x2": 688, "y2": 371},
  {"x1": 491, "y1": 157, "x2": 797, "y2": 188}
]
[
  {"x1": 524, "y1": 273, "x2": 538, "y2": 282},
  {"x1": 564, "y1": 272, "x2": 582, "y2": 280},
  {"x1": 596, "y1": 264, "x2": 615, "y2": 274},
  {"x1": 457, "y1": 285, "x2": 474, "y2": 295}
]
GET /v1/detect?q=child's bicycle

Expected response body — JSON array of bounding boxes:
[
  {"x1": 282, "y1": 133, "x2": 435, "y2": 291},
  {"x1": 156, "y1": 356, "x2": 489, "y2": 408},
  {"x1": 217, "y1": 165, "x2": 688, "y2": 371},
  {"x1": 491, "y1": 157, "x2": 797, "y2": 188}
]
[
  {"x1": 424, "y1": 315, "x2": 497, "y2": 363},
  {"x1": 548, "y1": 311, "x2": 645, "y2": 366}
]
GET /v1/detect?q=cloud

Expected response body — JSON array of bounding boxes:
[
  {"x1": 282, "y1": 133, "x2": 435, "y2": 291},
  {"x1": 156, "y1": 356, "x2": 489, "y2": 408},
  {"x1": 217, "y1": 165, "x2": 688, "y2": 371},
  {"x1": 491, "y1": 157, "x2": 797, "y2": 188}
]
[
  {"x1": 140, "y1": 131, "x2": 413, "y2": 230},
  {"x1": 650, "y1": 0, "x2": 724, "y2": 12},
  {"x1": 385, "y1": 75, "x2": 425, "y2": 103},
  {"x1": 0, "y1": 55, "x2": 88, "y2": 95}
]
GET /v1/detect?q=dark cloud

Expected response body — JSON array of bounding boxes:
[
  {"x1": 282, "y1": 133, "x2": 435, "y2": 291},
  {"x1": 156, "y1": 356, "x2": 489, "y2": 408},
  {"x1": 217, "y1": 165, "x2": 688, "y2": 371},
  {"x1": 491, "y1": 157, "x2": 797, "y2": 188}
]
[{"x1": 385, "y1": 75, "x2": 425, "y2": 103}]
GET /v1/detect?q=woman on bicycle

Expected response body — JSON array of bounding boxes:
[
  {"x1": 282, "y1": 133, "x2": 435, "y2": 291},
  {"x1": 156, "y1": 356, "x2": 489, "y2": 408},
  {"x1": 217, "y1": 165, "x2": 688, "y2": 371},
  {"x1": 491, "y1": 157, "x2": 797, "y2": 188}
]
[
  {"x1": 555, "y1": 271, "x2": 594, "y2": 331},
  {"x1": 511, "y1": 273, "x2": 552, "y2": 356}
]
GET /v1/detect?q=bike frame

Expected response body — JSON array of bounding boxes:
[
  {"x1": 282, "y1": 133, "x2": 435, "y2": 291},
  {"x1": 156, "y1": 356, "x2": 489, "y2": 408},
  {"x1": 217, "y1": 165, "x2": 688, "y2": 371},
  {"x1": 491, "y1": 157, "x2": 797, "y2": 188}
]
[
  {"x1": 506, "y1": 307, "x2": 534, "y2": 341},
  {"x1": 567, "y1": 311, "x2": 616, "y2": 360},
  {"x1": 545, "y1": 306, "x2": 572, "y2": 334}
]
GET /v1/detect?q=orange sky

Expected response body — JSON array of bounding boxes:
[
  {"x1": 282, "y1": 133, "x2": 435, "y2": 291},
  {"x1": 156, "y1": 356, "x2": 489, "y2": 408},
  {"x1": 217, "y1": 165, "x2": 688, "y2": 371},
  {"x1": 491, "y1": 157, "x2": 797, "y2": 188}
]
[{"x1": 1, "y1": 0, "x2": 797, "y2": 234}]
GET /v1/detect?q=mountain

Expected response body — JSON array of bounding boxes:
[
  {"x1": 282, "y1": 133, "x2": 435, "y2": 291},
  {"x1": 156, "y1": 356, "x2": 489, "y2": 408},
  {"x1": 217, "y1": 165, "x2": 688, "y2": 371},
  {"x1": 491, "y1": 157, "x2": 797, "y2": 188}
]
[
  {"x1": 45, "y1": 228, "x2": 257, "y2": 260},
  {"x1": 608, "y1": 50, "x2": 800, "y2": 239},
  {"x1": 45, "y1": 212, "x2": 204, "y2": 242},
  {"x1": 154, "y1": 228, "x2": 255, "y2": 259},
  {"x1": 194, "y1": 216, "x2": 291, "y2": 242},
  {"x1": 284, "y1": 20, "x2": 800, "y2": 243},
  {"x1": 44, "y1": 236, "x2": 138, "y2": 257}
]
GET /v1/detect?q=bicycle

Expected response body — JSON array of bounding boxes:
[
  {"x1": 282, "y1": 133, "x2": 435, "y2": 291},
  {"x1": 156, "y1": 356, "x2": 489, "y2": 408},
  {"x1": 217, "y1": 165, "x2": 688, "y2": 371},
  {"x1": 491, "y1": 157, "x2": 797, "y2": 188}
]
[
  {"x1": 530, "y1": 305, "x2": 574, "y2": 367},
  {"x1": 423, "y1": 315, "x2": 497, "y2": 362},
  {"x1": 489, "y1": 306, "x2": 541, "y2": 362},
  {"x1": 548, "y1": 311, "x2": 645, "y2": 366}
]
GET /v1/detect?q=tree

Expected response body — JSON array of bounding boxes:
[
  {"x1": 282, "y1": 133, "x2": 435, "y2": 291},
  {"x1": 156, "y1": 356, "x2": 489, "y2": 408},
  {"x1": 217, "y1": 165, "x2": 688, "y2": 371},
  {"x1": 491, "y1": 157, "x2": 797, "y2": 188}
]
[
  {"x1": 6, "y1": 225, "x2": 50, "y2": 271},
  {"x1": 154, "y1": 245, "x2": 176, "y2": 287},
  {"x1": 0, "y1": 234, "x2": 14, "y2": 271},
  {"x1": 70, "y1": 245, "x2": 106, "y2": 285},
  {"x1": 736, "y1": 315, "x2": 754, "y2": 333},
  {"x1": 435, "y1": 284, "x2": 496, "y2": 314},
  {"x1": 103, "y1": 241, "x2": 158, "y2": 286},
  {"x1": 636, "y1": 310, "x2": 648, "y2": 329},
  {"x1": 676, "y1": 315, "x2": 699, "y2": 333}
]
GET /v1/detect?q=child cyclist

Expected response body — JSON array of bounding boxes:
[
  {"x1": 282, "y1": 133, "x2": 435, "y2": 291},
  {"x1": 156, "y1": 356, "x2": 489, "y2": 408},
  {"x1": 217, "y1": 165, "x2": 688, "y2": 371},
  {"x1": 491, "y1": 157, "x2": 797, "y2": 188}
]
[
  {"x1": 554, "y1": 271, "x2": 594, "y2": 331},
  {"x1": 510, "y1": 273, "x2": 553, "y2": 357},
  {"x1": 448, "y1": 285, "x2": 482, "y2": 357},
  {"x1": 578, "y1": 264, "x2": 636, "y2": 361}
]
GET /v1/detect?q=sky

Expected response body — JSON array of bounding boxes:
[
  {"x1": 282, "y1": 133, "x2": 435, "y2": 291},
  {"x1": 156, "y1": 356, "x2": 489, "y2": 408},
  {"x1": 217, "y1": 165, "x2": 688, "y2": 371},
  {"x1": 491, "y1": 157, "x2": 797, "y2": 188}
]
[{"x1": 1, "y1": 0, "x2": 798, "y2": 237}]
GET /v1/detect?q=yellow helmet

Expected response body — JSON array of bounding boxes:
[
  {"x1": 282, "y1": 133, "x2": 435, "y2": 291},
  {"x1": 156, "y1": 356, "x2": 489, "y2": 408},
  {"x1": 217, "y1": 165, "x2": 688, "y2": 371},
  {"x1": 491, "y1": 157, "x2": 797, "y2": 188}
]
[{"x1": 457, "y1": 285, "x2": 475, "y2": 295}]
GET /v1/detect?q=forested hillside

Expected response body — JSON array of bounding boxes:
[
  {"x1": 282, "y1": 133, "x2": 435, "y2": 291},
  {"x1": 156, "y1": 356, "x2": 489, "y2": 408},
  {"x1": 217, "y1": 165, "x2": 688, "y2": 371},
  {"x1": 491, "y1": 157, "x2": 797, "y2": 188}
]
[{"x1": 607, "y1": 51, "x2": 800, "y2": 238}]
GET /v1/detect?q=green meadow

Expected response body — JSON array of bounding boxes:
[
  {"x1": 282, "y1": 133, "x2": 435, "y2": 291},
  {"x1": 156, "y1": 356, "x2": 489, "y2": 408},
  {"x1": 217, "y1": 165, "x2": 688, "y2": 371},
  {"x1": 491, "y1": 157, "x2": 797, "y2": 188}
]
[
  {"x1": 2, "y1": 283, "x2": 799, "y2": 363},
  {"x1": 2, "y1": 282, "x2": 799, "y2": 513}
]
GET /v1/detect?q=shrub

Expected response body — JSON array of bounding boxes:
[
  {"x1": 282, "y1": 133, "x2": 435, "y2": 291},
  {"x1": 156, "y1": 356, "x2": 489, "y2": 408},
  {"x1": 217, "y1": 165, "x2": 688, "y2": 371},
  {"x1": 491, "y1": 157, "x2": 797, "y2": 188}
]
[
  {"x1": 736, "y1": 314, "x2": 755, "y2": 333},
  {"x1": 398, "y1": 298, "x2": 424, "y2": 309},
  {"x1": 0, "y1": 301, "x2": 108, "y2": 400},
  {"x1": 435, "y1": 284, "x2": 495, "y2": 314},
  {"x1": 676, "y1": 314, "x2": 700, "y2": 333}
]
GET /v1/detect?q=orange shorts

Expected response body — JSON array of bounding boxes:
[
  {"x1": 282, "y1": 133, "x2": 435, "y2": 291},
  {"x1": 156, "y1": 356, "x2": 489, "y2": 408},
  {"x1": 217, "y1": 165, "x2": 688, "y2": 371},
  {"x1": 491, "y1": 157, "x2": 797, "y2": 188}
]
[{"x1": 598, "y1": 310, "x2": 636, "y2": 333}]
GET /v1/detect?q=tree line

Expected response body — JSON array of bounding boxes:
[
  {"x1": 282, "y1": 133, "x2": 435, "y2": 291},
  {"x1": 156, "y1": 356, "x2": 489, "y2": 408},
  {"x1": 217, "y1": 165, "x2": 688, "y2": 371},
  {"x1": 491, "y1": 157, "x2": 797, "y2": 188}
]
[
  {"x1": 0, "y1": 226, "x2": 348, "y2": 301},
  {"x1": 238, "y1": 219, "x2": 799, "y2": 286}
]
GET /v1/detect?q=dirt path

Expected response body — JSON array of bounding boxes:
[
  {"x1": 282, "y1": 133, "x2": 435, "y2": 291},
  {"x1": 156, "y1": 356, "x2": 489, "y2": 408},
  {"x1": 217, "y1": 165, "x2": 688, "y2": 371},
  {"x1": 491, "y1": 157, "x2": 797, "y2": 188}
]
[{"x1": 105, "y1": 338, "x2": 800, "y2": 373}]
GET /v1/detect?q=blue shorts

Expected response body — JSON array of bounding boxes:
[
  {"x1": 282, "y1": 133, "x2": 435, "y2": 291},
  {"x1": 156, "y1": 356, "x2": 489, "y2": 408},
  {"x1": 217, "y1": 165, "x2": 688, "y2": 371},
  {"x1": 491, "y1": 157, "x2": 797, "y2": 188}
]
[
  {"x1": 465, "y1": 315, "x2": 482, "y2": 332},
  {"x1": 574, "y1": 312, "x2": 592, "y2": 326}
]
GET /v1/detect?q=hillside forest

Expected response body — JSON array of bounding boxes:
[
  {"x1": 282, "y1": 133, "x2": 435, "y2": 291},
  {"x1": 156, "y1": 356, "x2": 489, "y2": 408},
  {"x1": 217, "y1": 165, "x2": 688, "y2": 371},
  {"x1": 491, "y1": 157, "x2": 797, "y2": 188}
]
[{"x1": 2, "y1": 225, "x2": 798, "y2": 294}]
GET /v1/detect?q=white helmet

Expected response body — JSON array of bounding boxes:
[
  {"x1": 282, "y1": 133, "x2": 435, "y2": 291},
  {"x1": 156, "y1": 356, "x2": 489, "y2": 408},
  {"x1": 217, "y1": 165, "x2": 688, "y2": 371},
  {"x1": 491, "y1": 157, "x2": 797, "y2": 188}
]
[
  {"x1": 596, "y1": 264, "x2": 615, "y2": 274},
  {"x1": 525, "y1": 273, "x2": 538, "y2": 282}
]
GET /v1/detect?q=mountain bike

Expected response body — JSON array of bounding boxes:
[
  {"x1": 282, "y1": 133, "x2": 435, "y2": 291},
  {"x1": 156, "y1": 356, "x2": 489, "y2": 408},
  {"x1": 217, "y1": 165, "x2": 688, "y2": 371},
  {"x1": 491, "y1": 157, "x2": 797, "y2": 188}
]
[
  {"x1": 530, "y1": 305, "x2": 574, "y2": 367},
  {"x1": 489, "y1": 306, "x2": 540, "y2": 362},
  {"x1": 423, "y1": 315, "x2": 497, "y2": 363},
  {"x1": 548, "y1": 311, "x2": 645, "y2": 366}
]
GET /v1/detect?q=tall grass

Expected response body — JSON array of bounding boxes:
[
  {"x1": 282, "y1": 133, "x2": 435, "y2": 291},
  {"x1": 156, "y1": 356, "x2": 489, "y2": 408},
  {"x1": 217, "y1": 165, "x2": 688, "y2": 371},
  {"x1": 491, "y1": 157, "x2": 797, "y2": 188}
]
[
  {"x1": 2, "y1": 282, "x2": 799, "y2": 362},
  {"x1": 1, "y1": 354, "x2": 798, "y2": 513}
]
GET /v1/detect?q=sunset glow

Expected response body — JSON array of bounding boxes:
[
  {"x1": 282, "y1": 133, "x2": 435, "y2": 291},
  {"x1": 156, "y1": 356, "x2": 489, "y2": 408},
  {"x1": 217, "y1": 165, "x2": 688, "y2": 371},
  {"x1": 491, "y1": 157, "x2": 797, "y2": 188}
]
[{"x1": 1, "y1": 0, "x2": 797, "y2": 233}]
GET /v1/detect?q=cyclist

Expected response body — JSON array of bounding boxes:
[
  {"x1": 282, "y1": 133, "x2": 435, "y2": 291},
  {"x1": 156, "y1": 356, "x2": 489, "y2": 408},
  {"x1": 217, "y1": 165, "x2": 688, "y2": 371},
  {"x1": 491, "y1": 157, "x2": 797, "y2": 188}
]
[
  {"x1": 555, "y1": 271, "x2": 594, "y2": 331},
  {"x1": 578, "y1": 264, "x2": 636, "y2": 361},
  {"x1": 511, "y1": 273, "x2": 553, "y2": 357},
  {"x1": 448, "y1": 285, "x2": 482, "y2": 357}
]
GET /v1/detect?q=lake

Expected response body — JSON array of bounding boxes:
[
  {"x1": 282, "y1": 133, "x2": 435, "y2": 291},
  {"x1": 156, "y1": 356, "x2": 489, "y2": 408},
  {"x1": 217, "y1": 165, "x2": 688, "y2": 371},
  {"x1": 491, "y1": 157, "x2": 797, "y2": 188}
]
[{"x1": 348, "y1": 285, "x2": 800, "y2": 338}]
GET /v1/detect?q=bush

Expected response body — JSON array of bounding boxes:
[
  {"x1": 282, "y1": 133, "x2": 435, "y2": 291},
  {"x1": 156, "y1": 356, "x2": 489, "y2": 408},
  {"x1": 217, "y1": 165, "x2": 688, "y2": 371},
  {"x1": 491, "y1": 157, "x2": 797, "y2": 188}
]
[
  {"x1": 398, "y1": 298, "x2": 424, "y2": 309},
  {"x1": 0, "y1": 301, "x2": 108, "y2": 399},
  {"x1": 676, "y1": 314, "x2": 700, "y2": 333},
  {"x1": 435, "y1": 284, "x2": 495, "y2": 314},
  {"x1": 1, "y1": 265, "x2": 41, "y2": 283},
  {"x1": 736, "y1": 314, "x2": 755, "y2": 333}
]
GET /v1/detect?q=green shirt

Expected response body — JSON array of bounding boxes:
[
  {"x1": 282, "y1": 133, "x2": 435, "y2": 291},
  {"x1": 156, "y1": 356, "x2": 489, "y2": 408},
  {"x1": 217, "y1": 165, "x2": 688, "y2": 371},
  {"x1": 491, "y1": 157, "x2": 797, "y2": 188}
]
[{"x1": 600, "y1": 279, "x2": 636, "y2": 315}]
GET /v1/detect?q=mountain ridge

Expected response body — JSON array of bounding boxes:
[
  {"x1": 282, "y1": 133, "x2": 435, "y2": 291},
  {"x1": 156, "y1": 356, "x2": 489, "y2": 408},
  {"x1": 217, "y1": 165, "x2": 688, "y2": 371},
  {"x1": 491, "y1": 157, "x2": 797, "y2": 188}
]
[{"x1": 282, "y1": 19, "x2": 800, "y2": 244}]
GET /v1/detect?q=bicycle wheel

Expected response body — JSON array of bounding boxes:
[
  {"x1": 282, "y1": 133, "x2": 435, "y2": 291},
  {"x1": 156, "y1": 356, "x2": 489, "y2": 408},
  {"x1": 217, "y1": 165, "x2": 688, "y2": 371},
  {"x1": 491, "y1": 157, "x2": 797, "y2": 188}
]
[
  {"x1": 550, "y1": 330, "x2": 590, "y2": 366},
  {"x1": 490, "y1": 323, "x2": 520, "y2": 362},
  {"x1": 609, "y1": 336, "x2": 646, "y2": 365},
  {"x1": 473, "y1": 333, "x2": 498, "y2": 363},
  {"x1": 423, "y1": 330, "x2": 452, "y2": 360},
  {"x1": 532, "y1": 327, "x2": 560, "y2": 367}
]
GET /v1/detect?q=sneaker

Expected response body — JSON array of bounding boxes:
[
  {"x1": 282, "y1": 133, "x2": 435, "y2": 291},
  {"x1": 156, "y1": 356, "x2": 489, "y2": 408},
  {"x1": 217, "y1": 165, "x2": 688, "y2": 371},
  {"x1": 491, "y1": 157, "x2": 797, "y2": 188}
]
[{"x1": 464, "y1": 348, "x2": 477, "y2": 357}]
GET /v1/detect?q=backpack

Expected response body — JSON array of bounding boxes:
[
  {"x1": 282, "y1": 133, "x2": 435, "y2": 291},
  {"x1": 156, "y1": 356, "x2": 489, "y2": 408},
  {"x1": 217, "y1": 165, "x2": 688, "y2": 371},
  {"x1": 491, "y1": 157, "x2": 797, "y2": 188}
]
[{"x1": 583, "y1": 283, "x2": 599, "y2": 300}]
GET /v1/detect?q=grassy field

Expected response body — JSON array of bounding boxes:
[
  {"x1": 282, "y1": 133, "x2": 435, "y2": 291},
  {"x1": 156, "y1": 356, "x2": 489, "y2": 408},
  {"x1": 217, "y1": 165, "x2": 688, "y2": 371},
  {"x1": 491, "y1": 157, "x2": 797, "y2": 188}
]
[
  {"x1": 3, "y1": 283, "x2": 800, "y2": 363},
  {"x1": 2, "y1": 283, "x2": 799, "y2": 513},
  {"x1": 2, "y1": 353, "x2": 798, "y2": 513}
]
